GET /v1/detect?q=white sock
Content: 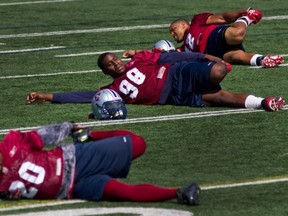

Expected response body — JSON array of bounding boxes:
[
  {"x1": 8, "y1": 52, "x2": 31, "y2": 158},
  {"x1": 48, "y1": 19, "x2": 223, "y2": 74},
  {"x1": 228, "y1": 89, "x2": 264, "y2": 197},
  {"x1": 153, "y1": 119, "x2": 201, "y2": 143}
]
[
  {"x1": 245, "y1": 95, "x2": 264, "y2": 109},
  {"x1": 235, "y1": 16, "x2": 253, "y2": 26},
  {"x1": 250, "y1": 54, "x2": 263, "y2": 66}
]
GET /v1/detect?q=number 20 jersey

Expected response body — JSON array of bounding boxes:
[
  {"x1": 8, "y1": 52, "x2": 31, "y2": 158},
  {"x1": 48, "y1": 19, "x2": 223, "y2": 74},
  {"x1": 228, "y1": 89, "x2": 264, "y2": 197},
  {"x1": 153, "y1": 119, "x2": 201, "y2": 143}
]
[
  {"x1": 104, "y1": 50, "x2": 171, "y2": 105},
  {"x1": 0, "y1": 130, "x2": 64, "y2": 199}
]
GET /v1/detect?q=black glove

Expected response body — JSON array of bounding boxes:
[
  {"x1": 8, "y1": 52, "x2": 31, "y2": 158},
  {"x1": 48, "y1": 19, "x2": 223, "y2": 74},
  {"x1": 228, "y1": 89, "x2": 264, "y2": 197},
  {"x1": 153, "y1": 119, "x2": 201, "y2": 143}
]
[{"x1": 71, "y1": 126, "x2": 91, "y2": 143}]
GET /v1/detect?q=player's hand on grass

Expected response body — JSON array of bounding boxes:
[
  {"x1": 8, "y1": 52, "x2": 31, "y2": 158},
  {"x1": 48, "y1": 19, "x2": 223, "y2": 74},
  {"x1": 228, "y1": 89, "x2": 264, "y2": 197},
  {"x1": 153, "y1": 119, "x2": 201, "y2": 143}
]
[{"x1": 26, "y1": 92, "x2": 53, "y2": 104}]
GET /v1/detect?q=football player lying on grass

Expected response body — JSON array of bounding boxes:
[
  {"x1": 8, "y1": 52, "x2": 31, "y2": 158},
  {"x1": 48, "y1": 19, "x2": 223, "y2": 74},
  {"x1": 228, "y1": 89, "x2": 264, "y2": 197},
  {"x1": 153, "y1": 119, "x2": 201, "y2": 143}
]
[
  {"x1": 124, "y1": 8, "x2": 284, "y2": 68},
  {"x1": 27, "y1": 46, "x2": 285, "y2": 111},
  {"x1": 169, "y1": 7, "x2": 284, "y2": 68},
  {"x1": 0, "y1": 122, "x2": 200, "y2": 205}
]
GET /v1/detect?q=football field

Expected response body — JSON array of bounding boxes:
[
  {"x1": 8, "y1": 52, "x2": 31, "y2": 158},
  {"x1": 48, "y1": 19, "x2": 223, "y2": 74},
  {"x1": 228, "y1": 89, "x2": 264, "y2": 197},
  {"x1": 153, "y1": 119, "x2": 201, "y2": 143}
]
[{"x1": 0, "y1": 0, "x2": 288, "y2": 215}]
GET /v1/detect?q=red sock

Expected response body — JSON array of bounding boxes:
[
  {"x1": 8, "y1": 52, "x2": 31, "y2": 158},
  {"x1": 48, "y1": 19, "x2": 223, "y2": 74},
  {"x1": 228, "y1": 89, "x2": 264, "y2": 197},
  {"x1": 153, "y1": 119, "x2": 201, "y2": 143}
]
[
  {"x1": 103, "y1": 179, "x2": 177, "y2": 202},
  {"x1": 90, "y1": 130, "x2": 146, "y2": 159}
]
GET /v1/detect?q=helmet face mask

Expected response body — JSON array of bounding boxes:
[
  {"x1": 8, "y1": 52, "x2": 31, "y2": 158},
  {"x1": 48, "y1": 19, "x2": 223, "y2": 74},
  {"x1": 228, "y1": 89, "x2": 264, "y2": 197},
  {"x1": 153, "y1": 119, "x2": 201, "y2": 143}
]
[
  {"x1": 101, "y1": 100, "x2": 127, "y2": 119},
  {"x1": 153, "y1": 39, "x2": 176, "y2": 52},
  {"x1": 92, "y1": 89, "x2": 127, "y2": 120}
]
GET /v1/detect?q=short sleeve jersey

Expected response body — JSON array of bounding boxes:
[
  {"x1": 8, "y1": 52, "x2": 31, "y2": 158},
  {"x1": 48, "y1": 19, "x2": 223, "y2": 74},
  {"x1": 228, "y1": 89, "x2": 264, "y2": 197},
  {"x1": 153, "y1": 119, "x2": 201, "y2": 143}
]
[
  {"x1": 0, "y1": 130, "x2": 64, "y2": 199},
  {"x1": 181, "y1": 13, "x2": 218, "y2": 53},
  {"x1": 103, "y1": 51, "x2": 170, "y2": 105}
]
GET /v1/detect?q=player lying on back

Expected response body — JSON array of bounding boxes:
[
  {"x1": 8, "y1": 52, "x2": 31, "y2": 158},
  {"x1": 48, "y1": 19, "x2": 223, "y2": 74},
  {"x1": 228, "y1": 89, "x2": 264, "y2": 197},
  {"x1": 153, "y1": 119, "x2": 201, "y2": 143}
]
[
  {"x1": 0, "y1": 122, "x2": 200, "y2": 205},
  {"x1": 27, "y1": 46, "x2": 285, "y2": 111}
]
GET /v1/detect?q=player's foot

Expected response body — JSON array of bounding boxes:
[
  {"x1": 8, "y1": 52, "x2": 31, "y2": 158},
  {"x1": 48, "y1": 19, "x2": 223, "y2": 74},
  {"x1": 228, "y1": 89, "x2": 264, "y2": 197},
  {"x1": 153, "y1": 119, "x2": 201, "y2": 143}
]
[
  {"x1": 245, "y1": 7, "x2": 262, "y2": 25},
  {"x1": 71, "y1": 126, "x2": 91, "y2": 143},
  {"x1": 261, "y1": 97, "x2": 285, "y2": 111},
  {"x1": 261, "y1": 56, "x2": 284, "y2": 68},
  {"x1": 177, "y1": 183, "x2": 201, "y2": 205}
]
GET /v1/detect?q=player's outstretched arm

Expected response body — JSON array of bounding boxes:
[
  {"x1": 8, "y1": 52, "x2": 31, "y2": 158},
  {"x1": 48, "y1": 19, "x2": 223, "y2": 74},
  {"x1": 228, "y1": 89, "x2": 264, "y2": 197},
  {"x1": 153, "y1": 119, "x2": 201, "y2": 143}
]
[{"x1": 26, "y1": 91, "x2": 53, "y2": 104}]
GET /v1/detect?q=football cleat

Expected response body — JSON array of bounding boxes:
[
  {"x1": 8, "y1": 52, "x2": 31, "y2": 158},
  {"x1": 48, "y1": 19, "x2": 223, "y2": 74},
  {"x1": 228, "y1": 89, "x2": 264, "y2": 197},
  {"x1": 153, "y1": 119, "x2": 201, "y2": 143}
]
[
  {"x1": 261, "y1": 97, "x2": 285, "y2": 111},
  {"x1": 271, "y1": 55, "x2": 284, "y2": 65},
  {"x1": 245, "y1": 7, "x2": 263, "y2": 25},
  {"x1": 261, "y1": 56, "x2": 284, "y2": 68},
  {"x1": 177, "y1": 183, "x2": 201, "y2": 205},
  {"x1": 71, "y1": 127, "x2": 91, "y2": 143}
]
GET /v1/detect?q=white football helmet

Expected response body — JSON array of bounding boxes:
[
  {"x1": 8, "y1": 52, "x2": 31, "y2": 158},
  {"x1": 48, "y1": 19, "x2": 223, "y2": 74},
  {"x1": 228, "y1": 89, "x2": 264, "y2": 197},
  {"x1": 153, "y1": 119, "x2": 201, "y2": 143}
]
[
  {"x1": 153, "y1": 39, "x2": 176, "y2": 52},
  {"x1": 91, "y1": 89, "x2": 127, "y2": 120}
]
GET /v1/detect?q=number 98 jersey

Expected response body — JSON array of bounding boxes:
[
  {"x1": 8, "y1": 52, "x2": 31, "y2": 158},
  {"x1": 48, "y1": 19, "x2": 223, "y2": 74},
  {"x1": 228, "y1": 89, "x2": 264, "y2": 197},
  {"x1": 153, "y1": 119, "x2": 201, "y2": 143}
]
[
  {"x1": 105, "y1": 50, "x2": 170, "y2": 105},
  {"x1": 0, "y1": 130, "x2": 64, "y2": 199}
]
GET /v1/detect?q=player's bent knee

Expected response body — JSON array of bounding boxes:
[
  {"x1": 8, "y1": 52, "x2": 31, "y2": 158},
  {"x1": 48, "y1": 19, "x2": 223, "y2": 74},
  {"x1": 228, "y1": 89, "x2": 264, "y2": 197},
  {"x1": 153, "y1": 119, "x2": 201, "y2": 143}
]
[
  {"x1": 212, "y1": 62, "x2": 228, "y2": 77},
  {"x1": 131, "y1": 135, "x2": 147, "y2": 159},
  {"x1": 226, "y1": 27, "x2": 246, "y2": 44}
]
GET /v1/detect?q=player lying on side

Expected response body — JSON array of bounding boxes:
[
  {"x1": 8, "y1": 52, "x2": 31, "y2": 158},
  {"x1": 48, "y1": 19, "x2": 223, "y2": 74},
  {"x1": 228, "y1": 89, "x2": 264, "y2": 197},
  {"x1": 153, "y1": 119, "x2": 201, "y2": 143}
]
[
  {"x1": 27, "y1": 48, "x2": 285, "y2": 111},
  {"x1": 169, "y1": 7, "x2": 284, "y2": 68},
  {"x1": 0, "y1": 122, "x2": 200, "y2": 205}
]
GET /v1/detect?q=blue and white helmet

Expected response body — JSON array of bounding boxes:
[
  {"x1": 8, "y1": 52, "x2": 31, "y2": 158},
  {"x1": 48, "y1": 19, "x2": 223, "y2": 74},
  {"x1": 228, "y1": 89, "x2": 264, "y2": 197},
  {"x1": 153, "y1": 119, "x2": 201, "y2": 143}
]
[
  {"x1": 153, "y1": 39, "x2": 176, "y2": 52},
  {"x1": 91, "y1": 89, "x2": 127, "y2": 120}
]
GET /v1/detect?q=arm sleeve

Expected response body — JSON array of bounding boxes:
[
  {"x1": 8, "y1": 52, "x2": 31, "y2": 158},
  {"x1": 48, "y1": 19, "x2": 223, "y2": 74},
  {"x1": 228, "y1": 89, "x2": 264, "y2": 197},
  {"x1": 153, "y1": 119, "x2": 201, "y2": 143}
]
[
  {"x1": 158, "y1": 52, "x2": 206, "y2": 64},
  {"x1": 35, "y1": 122, "x2": 74, "y2": 146},
  {"x1": 52, "y1": 91, "x2": 98, "y2": 103}
]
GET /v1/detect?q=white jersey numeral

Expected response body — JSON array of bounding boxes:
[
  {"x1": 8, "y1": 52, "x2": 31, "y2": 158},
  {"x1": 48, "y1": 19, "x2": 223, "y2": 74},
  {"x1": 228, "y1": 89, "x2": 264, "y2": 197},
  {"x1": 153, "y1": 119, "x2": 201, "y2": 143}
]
[
  {"x1": 185, "y1": 33, "x2": 195, "y2": 50},
  {"x1": 119, "y1": 68, "x2": 146, "y2": 99},
  {"x1": 9, "y1": 162, "x2": 46, "y2": 198},
  {"x1": 9, "y1": 181, "x2": 38, "y2": 198},
  {"x1": 19, "y1": 161, "x2": 45, "y2": 184}
]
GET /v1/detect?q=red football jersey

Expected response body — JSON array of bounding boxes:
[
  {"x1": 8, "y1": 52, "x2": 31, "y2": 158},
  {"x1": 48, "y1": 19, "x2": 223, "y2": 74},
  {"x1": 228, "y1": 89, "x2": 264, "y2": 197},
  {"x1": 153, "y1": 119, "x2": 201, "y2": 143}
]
[
  {"x1": 0, "y1": 130, "x2": 64, "y2": 199},
  {"x1": 104, "y1": 51, "x2": 170, "y2": 105},
  {"x1": 181, "y1": 13, "x2": 218, "y2": 53}
]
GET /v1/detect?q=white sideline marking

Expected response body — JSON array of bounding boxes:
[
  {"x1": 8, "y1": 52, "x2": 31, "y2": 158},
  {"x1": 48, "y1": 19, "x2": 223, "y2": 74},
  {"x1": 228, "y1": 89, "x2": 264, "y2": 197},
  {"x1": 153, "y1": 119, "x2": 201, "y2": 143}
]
[
  {"x1": 0, "y1": 53, "x2": 285, "y2": 79},
  {"x1": 0, "y1": 46, "x2": 65, "y2": 54},
  {"x1": 0, "y1": 200, "x2": 85, "y2": 212},
  {"x1": 264, "y1": 15, "x2": 288, "y2": 20},
  {"x1": 0, "y1": 14, "x2": 287, "y2": 39},
  {"x1": 0, "y1": 24, "x2": 169, "y2": 39},
  {"x1": 1, "y1": 107, "x2": 288, "y2": 135},
  {"x1": 1, "y1": 176, "x2": 288, "y2": 213},
  {"x1": 0, "y1": 70, "x2": 99, "y2": 80},
  {"x1": 248, "y1": 63, "x2": 288, "y2": 69},
  {"x1": 1, "y1": 207, "x2": 193, "y2": 216},
  {"x1": 202, "y1": 177, "x2": 288, "y2": 190},
  {"x1": 0, "y1": 0, "x2": 76, "y2": 6},
  {"x1": 54, "y1": 50, "x2": 125, "y2": 57}
]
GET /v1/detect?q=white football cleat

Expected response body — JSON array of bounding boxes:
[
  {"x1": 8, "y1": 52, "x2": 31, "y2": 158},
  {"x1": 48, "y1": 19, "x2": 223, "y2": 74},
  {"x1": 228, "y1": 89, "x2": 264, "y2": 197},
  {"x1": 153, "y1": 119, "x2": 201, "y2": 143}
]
[
  {"x1": 261, "y1": 97, "x2": 285, "y2": 111},
  {"x1": 261, "y1": 56, "x2": 284, "y2": 68}
]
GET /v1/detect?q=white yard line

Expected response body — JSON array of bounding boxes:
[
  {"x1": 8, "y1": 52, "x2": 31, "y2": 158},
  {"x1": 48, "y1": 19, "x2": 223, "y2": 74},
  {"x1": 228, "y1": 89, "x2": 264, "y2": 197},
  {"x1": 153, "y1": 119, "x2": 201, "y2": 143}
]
[
  {"x1": 0, "y1": 0, "x2": 76, "y2": 6},
  {"x1": 0, "y1": 46, "x2": 65, "y2": 54},
  {"x1": 0, "y1": 24, "x2": 169, "y2": 39},
  {"x1": 0, "y1": 70, "x2": 99, "y2": 80},
  {"x1": 202, "y1": 177, "x2": 288, "y2": 190},
  {"x1": 1, "y1": 176, "x2": 288, "y2": 212},
  {"x1": 0, "y1": 14, "x2": 287, "y2": 39},
  {"x1": 54, "y1": 50, "x2": 125, "y2": 57},
  {"x1": 1, "y1": 107, "x2": 288, "y2": 135},
  {"x1": 248, "y1": 63, "x2": 288, "y2": 69},
  {"x1": 264, "y1": 15, "x2": 288, "y2": 20}
]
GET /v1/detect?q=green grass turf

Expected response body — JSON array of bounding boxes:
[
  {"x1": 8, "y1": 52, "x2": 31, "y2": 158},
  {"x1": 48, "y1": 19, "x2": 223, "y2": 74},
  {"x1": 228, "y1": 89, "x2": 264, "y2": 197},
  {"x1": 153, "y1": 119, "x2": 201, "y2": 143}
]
[{"x1": 0, "y1": 0, "x2": 288, "y2": 215}]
